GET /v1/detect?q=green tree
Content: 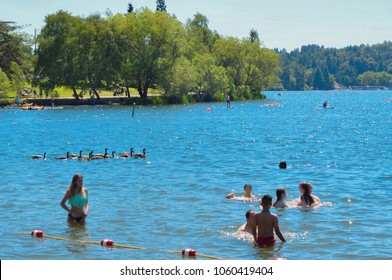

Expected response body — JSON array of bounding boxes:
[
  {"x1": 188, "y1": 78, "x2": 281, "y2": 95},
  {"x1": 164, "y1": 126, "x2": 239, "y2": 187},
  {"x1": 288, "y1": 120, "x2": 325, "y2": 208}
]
[
  {"x1": 156, "y1": 0, "x2": 167, "y2": 12},
  {"x1": 213, "y1": 37, "x2": 280, "y2": 98},
  {"x1": 313, "y1": 66, "x2": 325, "y2": 90},
  {"x1": 127, "y1": 3, "x2": 134, "y2": 13},
  {"x1": 185, "y1": 13, "x2": 217, "y2": 55},
  {"x1": 0, "y1": 21, "x2": 32, "y2": 80},
  {"x1": 35, "y1": 11, "x2": 83, "y2": 99},
  {"x1": 0, "y1": 68, "x2": 11, "y2": 96},
  {"x1": 192, "y1": 53, "x2": 229, "y2": 102},
  {"x1": 249, "y1": 28, "x2": 259, "y2": 43},
  {"x1": 166, "y1": 56, "x2": 197, "y2": 99},
  {"x1": 118, "y1": 9, "x2": 184, "y2": 99},
  {"x1": 10, "y1": 61, "x2": 26, "y2": 94}
]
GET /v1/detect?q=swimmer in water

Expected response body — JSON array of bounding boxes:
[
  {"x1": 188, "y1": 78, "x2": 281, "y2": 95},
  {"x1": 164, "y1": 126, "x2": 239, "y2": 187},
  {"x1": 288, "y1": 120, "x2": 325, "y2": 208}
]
[
  {"x1": 237, "y1": 210, "x2": 257, "y2": 235},
  {"x1": 323, "y1": 100, "x2": 328, "y2": 108},
  {"x1": 273, "y1": 188, "x2": 288, "y2": 209},
  {"x1": 297, "y1": 182, "x2": 320, "y2": 207},
  {"x1": 279, "y1": 161, "x2": 287, "y2": 169},
  {"x1": 226, "y1": 184, "x2": 256, "y2": 200},
  {"x1": 252, "y1": 195, "x2": 286, "y2": 247},
  {"x1": 60, "y1": 174, "x2": 89, "y2": 225}
]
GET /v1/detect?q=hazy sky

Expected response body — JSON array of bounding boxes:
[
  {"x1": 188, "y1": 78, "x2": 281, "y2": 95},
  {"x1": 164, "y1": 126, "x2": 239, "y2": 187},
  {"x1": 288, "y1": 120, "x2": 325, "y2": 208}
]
[{"x1": 1, "y1": 0, "x2": 391, "y2": 50}]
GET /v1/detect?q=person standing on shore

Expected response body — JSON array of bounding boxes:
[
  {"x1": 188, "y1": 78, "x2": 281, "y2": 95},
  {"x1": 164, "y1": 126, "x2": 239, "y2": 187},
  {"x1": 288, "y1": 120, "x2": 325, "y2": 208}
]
[{"x1": 60, "y1": 174, "x2": 89, "y2": 225}]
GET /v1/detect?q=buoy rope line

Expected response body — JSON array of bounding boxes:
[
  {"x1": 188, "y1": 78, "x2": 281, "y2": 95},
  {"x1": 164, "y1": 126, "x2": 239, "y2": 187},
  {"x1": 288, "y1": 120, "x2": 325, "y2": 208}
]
[{"x1": 19, "y1": 231, "x2": 229, "y2": 260}]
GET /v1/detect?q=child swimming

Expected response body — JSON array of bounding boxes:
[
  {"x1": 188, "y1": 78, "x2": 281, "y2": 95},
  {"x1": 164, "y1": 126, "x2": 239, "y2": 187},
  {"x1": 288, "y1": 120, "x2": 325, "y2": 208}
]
[
  {"x1": 226, "y1": 184, "x2": 257, "y2": 200},
  {"x1": 237, "y1": 210, "x2": 257, "y2": 235},
  {"x1": 273, "y1": 188, "x2": 288, "y2": 209}
]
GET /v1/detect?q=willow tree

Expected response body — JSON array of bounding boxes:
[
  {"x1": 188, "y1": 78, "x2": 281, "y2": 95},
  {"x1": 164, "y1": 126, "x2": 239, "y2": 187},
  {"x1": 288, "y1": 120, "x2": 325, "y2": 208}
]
[
  {"x1": 35, "y1": 11, "x2": 83, "y2": 99},
  {"x1": 119, "y1": 8, "x2": 184, "y2": 100},
  {"x1": 213, "y1": 37, "x2": 280, "y2": 98}
]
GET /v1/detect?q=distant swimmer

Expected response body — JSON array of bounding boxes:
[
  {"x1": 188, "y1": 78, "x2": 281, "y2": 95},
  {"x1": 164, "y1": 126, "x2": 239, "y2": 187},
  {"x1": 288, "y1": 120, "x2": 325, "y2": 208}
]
[
  {"x1": 297, "y1": 182, "x2": 320, "y2": 207},
  {"x1": 252, "y1": 195, "x2": 286, "y2": 247},
  {"x1": 323, "y1": 100, "x2": 328, "y2": 108},
  {"x1": 60, "y1": 174, "x2": 89, "y2": 225},
  {"x1": 279, "y1": 161, "x2": 287, "y2": 169},
  {"x1": 273, "y1": 188, "x2": 288, "y2": 209},
  {"x1": 237, "y1": 210, "x2": 257, "y2": 235},
  {"x1": 227, "y1": 184, "x2": 256, "y2": 200}
]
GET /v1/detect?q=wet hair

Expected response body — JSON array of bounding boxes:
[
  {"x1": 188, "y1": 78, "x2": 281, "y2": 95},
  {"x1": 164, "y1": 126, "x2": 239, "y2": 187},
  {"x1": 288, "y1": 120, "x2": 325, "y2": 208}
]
[
  {"x1": 300, "y1": 182, "x2": 314, "y2": 205},
  {"x1": 243, "y1": 184, "x2": 252, "y2": 191},
  {"x1": 261, "y1": 194, "x2": 273, "y2": 206},
  {"x1": 245, "y1": 210, "x2": 254, "y2": 219},
  {"x1": 273, "y1": 188, "x2": 286, "y2": 207},
  {"x1": 68, "y1": 174, "x2": 83, "y2": 197},
  {"x1": 279, "y1": 161, "x2": 287, "y2": 169}
]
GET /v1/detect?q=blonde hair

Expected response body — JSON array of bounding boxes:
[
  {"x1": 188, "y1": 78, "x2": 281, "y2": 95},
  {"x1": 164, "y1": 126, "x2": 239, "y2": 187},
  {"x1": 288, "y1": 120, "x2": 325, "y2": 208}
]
[{"x1": 68, "y1": 174, "x2": 83, "y2": 197}]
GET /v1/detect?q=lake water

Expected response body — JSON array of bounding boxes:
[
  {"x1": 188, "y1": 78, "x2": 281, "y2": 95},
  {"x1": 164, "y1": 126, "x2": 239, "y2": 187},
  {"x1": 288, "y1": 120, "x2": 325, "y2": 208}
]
[{"x1": 0, "y1": 90, "x2": 391, "y2": 260}]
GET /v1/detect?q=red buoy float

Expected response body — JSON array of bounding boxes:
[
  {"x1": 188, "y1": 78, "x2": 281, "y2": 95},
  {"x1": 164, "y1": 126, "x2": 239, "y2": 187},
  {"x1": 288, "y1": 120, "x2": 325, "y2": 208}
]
[
  {"x1": 101, "y1": 239, "x2": 114, "y2": 246},
  {"x1": 31, "y1": 230, "x2": 44, "y2": 238},
  {"x1": 182, "y1": 248, "x2": 196, "y2": 257},
  {"x1": 206, "y1": 108, "x2": 211, "y2": 113}
]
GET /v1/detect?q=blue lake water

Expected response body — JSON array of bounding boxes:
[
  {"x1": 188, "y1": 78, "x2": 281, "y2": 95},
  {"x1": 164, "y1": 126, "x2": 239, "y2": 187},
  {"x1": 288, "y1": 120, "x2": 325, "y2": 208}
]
[{"x1": 0, "y1": 90, "x2": 391, "y2": 260}]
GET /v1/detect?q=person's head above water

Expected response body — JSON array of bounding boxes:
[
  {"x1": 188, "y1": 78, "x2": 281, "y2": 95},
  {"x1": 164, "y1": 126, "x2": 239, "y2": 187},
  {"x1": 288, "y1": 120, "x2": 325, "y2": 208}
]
[
  {"x1": 299, "y1": 181, "x2": 313, "y2": 194},
  {"x1": 243, "y1": 184, "x2": 252, "y2": 197},
  {"x1": 276, "y1": 188, "x2": 287, "y2": 201},
  {"x1": 279, "y1": 161, "x2": 287, "y2": 169},
  {"x1": 261, "y1": 194, "x2": 273, "y2": 209},
  {"x1": 299, "y1": 182, "x2": 315, "y2": 205},
  {"x1": 245, "y1": 210, "x2": 256, "y2": 222}
]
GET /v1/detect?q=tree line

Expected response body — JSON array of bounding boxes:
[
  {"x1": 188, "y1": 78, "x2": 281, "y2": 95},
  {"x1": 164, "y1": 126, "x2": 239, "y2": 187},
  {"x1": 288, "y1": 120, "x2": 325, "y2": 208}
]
[
  {"x1": 32, "y1": 5, "x2": 279, "y2": 102},
  {"x1": 2, "y1": 1, "x2": 392, "y2": 100},
  {"x1": 278, "y1": 42, "x2": 392, "y2": 90}
]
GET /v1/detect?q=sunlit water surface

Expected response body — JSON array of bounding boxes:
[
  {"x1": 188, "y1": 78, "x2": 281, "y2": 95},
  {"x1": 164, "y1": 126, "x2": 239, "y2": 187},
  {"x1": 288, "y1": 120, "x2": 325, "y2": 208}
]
[{"x1": 0, "y1": 90, "x2": 391, "y2": 260}]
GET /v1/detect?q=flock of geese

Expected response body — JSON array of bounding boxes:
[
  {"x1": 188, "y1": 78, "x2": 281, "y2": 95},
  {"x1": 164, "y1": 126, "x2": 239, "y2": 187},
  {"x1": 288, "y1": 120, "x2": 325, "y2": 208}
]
[{"x1": 30, "y1": 148, "x2": 147, "y2": 160}]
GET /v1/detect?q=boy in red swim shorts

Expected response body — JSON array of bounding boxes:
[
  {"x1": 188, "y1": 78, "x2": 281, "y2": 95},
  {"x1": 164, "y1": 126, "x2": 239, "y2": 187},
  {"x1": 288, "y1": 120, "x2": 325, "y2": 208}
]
[{"x1": 252, "y1": 195, "x2": 286, "y2": 247}]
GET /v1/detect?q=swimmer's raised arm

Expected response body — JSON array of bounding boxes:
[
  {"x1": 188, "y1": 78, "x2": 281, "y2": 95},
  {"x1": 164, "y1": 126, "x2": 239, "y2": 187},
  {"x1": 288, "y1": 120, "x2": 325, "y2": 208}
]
[{"x1": 226, "y1": 192, "x2": 235, "y2": 199}]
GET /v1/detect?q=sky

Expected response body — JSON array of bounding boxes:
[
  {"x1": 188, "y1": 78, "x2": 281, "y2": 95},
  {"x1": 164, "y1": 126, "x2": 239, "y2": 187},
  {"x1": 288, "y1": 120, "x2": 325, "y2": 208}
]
[{"x1": 1, "y1": 0, "x2": 391, "y2": 51}]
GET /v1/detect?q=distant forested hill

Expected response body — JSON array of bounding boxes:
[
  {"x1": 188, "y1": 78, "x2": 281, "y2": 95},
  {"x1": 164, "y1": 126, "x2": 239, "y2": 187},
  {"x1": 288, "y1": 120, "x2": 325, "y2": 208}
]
[{"x1": 276, "y1": 41, "x2": 392, "y2": 90}]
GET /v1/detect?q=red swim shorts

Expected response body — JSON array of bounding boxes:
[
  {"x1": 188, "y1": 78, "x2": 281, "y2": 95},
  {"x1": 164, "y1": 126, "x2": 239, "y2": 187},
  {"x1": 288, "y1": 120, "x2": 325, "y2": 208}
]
[{"x1": 256, "y1": 236, "x2": 276, "y2": 247}]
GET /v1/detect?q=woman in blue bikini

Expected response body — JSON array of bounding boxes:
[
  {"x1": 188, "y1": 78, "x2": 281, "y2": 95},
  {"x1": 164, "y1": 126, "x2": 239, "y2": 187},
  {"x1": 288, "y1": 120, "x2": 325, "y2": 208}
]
[{"x1": 60, "y1": 174, "x2": 89, "y2": 225}]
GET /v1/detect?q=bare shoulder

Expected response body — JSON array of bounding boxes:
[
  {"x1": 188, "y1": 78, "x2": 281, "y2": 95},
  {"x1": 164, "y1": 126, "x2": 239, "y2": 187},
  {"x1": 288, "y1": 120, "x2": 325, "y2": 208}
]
[{"x1": 271, "y1": 212, "x2": 279, "y2": 221}]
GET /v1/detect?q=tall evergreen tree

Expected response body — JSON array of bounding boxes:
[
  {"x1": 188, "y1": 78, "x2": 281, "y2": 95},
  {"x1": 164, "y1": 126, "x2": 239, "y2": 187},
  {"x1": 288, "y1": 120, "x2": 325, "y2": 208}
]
[
  {"x1": 127, "y1": 3, "x2": 134, "y2": 13},
  {"x1": 249, "y1": 28, "x2": 259, "y2": 43},
  {"x1": 313, "y1": 66, "x2": 325, "y2": 90},
  {"x1": 156, "y1": 0, "x2": 167, "y2": 12}
]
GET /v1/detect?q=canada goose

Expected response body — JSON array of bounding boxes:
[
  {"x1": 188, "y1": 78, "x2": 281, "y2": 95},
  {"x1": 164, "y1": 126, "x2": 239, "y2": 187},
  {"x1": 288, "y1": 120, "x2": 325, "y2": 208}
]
[
  {"x1": 78, "y1": 150, "x2": 90, "y2": 160},
  {"x1": 68, "y1": 152, "x2": 78, "y2": 158},
  {"x1": 31, "y1": 152, "x2": 46, "y2": 159},
  {"x1": 89, "y1": 151, "x2": 104, "y2": 160},
  {"x1": 55, "y1": 152, "x2": 70, "y2": 160},
  {"x1": 94, "y1": 148, "x2": 108, "y2": 158},
  {"x1": 133, "y1": 148, "x2": 146, "y2": 159},
  {"x1": 104, "y1": 151, "x2": 116, "y2": 159},
  {"x1": 120, "y1": 148, "x2": 133, "y2": 158}
]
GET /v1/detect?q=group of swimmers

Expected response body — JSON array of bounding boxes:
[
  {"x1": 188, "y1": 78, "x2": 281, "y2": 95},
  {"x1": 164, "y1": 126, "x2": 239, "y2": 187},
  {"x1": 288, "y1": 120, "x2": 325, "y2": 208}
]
[
  {"x1": 229, "y1": 182, "x2": 320, "y2": 248},
  {"x1": 59, "y1": 173, "x2": 320, "y2": 249}
]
